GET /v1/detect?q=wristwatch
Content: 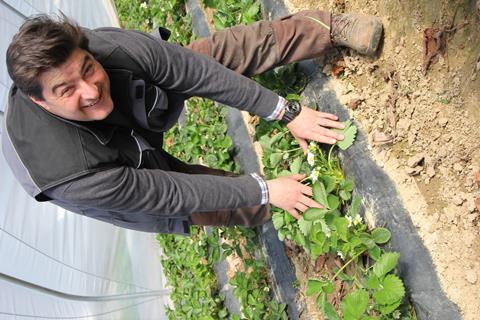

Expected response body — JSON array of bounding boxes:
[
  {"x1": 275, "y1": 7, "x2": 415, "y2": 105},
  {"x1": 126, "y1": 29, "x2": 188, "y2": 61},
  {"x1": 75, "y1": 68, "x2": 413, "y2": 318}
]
[{"x1": 280, "y1": 100, "x2": 302, "y2": 125}]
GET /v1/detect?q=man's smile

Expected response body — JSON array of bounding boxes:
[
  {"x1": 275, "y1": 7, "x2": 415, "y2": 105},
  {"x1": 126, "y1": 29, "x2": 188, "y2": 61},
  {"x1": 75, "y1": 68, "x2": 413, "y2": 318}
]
[{"x1": 82, "y1": 88, "x2": 102, "y2": 108}]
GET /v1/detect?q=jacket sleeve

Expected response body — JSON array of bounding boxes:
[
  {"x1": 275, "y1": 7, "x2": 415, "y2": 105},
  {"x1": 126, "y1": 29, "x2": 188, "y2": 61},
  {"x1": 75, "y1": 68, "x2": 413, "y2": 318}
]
[
  {"x1": 100, "y1": 28, "x2": 280, "y2": 118},
  {"x1": 43, "y1": 167, "x2": 263, "y2": 217}
]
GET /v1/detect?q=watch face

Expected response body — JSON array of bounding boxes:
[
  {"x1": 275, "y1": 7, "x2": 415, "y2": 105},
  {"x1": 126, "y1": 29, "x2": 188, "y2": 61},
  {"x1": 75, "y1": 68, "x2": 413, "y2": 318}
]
[
  {"x1": 288, "y1": 101, "x2": 300, "y2": 113},
  {"x1": 281, "y1": 101, "x2": 302, "y2": 124}
]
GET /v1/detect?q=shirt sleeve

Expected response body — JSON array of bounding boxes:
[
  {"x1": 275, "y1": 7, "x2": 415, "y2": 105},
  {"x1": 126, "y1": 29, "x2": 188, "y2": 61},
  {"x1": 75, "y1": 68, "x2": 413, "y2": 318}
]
[
  {"x1": 250, "y1": 173, "x2": 269, "y2": 205},
  {"x1": 102, "y1": 28, "x2": 281, "y2": 118},
  {"x1": 264, "y1": 96, "x2": 287, "y2": 121},
  {"x1": 43, "y1": 167, "x2": 264, "y2": 218}
]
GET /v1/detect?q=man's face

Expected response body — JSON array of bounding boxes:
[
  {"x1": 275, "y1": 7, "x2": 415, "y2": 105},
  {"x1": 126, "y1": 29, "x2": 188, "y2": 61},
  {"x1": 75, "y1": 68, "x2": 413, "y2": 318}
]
[{"x1": 30, "y1": 48, "x2": 113, "y2": 121}]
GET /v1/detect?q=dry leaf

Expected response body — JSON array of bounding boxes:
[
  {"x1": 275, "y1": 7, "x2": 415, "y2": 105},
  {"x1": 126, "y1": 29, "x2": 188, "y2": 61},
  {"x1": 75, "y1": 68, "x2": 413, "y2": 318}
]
[
  {"x1": 165, "y1": 137, "x2": 174, "y2": 147},
  {"x1": 373, "y1": 131, "x2": 393, "y2": 145},
  {"x1": 422, "y1": 27, "x2": 446, "y2": 74},
  {"x1": 315, "y1": 255, "x2": 326, "y2": 272},
  {"x1": 332, "y1": 59, "x2": 346, "y2": 77},
  {"x1": 347, "y1": 98, "x2": 364, "y2": 110}
]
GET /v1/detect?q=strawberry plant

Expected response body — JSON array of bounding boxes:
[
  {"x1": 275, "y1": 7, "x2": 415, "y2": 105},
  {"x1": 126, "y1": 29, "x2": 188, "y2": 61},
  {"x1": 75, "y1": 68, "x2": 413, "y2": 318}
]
[
  {"x1": 265, "y1": 121, "x2": 414, "y2": 319},
  {"x1": 219, "y1": 226, "x2": 288, "y2": 319},
  {"x1": 203, "y1": 0, "x2": 262, "y2": 29},
  {"x1": 157, "y1": 227, "x2": 227, "y2": 319},
  {"x1": 117, "y1": 1, "x2": 416, "y2": 318}
]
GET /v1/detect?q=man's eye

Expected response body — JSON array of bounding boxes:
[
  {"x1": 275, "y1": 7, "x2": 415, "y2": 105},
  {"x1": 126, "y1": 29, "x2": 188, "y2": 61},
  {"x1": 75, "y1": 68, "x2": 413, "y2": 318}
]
[
  {"x1": 85, "y1": 64, "x2": 94, "y2": 76},
  {"x1": 62, "y1": 87, "x2": 74, "y2": 96}
]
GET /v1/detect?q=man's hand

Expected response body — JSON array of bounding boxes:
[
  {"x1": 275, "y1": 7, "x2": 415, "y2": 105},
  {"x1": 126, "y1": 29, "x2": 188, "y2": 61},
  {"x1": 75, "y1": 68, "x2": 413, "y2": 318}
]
[
  {"x1": 266, "y1": 174, "x2": 323, "y2": 219},
  {"x1": 284, "y1": 106, "x2": 345, "y2": 153}
]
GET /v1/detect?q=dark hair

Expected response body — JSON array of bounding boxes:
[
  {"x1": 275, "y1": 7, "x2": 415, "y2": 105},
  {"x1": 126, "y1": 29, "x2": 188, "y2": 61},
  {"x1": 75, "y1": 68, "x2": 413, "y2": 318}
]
[{"x1": 6, "y1": 13, "x2": 89, "y2": 100}]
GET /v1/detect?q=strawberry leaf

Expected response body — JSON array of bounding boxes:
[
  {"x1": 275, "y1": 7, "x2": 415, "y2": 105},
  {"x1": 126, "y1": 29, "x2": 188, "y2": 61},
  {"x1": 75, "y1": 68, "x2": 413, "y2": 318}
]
[
  {"x1": 272, "y1": 212, "x2": 284, "y2": 230},
  {"x1": 298, "y1": 217, "x2": 313, "y2": 236},
  {"x1": 373, "y1": 252, "x2": 400, "y2": 278},
  {"x1": 323, "y1": 301, "x2": 341, "y2": 320},
  {"x1": 373, "y1": 274, "x2": 405, "y2": 307},
  {"x1": 372, "y1": 228, "x2": 392, "y2": 244},
  {"x1": 303, "y1": 208, "x2": 326, "y2": 221},
  {"x1": 341, "y1": 289, "x2": 369, "y2": 320},
  {"x1": 335, "y1": 120, "x2": 357, "y2": 150},
  {"x1": 306, "y1": 279, "x2": 323, "y2": 296},
  {"x1": 333, "y1": 217, "x2": 349, "y2": 241},
  {"x1": 313, "y1": 181, "x2": 329, "y2": 208},
  {"x1": 321, "y1": 175, "x2": 337, "y2": 193},
  {"x1": 290, "y1": 156, "x2": 303, "y2": 174}
]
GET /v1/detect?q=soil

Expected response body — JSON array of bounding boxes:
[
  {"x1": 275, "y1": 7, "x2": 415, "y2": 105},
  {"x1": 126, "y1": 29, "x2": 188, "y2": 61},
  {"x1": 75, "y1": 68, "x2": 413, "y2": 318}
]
[
  {"x1": 282, "y1": 0, "x2": 480, "y2": 319},
  {"x1": 284, "y1": 242, "x2": 363, "y2": 319}
]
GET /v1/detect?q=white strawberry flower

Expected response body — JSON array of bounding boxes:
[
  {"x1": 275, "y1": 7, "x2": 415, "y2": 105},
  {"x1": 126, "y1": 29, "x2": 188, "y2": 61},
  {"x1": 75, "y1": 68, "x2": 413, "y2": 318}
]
[
  {"x1": 307, "y1": 151, "x2": 315, "y2": 166},
  {"x1": 392, "y1": 310, "x2": 401, "y2": 319},
  {"x1": 310, "y1": 168, "x2": 320, "y2": 183},
  {"x1": 353, "y1": 214, "x2": 363, "y2": 226},
  {"x1": 337, "y1": 251, "x2": 344, "y2": 260},
  {"x1": 346, "y1": 215, "x2": 353, "y2": 227},
  {"x1": 325, "y1": 228, "x2": 331, "y2": 238},
  {"x1": 140, "y1": 2, "x2": 147, "y2": 9}
]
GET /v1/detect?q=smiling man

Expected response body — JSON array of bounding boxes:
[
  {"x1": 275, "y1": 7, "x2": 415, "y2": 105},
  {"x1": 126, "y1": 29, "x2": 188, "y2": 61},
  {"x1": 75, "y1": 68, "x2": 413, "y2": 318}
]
[
  {"x1": 3, "y1": 12, "x2": 382, "y2": 234},
  {"x1": 30, "y1": 48, "x2": 114, "y2": 121}
]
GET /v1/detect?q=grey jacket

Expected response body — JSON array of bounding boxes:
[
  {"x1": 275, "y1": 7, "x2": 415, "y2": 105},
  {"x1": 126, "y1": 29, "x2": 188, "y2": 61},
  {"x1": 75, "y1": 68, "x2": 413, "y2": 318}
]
[{"x1": 2, "y1": 26, "x2": 279, "y2": 234}]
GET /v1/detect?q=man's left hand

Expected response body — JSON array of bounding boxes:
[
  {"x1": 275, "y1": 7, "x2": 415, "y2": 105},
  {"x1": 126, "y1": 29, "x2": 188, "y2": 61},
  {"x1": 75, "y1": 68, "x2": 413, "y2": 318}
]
[{"x1": 285, "y1": 106, "x2": 345, "y2": 153}]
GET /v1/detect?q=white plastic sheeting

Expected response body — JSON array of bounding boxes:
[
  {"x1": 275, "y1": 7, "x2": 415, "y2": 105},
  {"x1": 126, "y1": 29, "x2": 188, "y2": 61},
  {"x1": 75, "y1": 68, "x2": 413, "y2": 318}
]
[{"x1": 1, "y1": 1, "x2": 169, "y2": 319}]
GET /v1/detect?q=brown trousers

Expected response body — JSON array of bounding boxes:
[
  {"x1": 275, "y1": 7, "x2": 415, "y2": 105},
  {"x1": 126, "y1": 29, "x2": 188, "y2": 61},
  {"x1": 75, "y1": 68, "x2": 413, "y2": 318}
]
[{"x1": 180, "y1": 10, "x2": 332, "y2": 227}]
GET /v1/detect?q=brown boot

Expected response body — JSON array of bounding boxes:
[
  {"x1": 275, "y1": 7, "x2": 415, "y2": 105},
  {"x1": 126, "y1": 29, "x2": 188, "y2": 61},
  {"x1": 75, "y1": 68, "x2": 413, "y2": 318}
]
[{"x1": 331, "y1": 13, "x2": 383, "y2": 55}]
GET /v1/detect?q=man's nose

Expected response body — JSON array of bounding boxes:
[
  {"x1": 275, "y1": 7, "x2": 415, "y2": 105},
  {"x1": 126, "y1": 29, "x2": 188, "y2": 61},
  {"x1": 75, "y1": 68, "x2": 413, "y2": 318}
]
[{"x1": 79, "y1": 80, "x2": 98, "y2": 100}]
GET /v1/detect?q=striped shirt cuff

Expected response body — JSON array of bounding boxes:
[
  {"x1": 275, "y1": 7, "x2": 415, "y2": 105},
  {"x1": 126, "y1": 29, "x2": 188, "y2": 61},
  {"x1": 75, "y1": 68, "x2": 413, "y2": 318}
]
[
  {"x1": 264, "y1": 96, "x2": 287, "y2": 121},
  {"x1": 250, "y1": 173, "x2": 269, "y2": 205}
]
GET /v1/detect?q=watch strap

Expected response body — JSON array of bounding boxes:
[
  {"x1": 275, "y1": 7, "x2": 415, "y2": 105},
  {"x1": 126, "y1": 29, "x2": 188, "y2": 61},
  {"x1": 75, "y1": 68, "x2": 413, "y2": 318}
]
[{"x1": 280, "y1": 101, "x2": 301, "y2": 125}]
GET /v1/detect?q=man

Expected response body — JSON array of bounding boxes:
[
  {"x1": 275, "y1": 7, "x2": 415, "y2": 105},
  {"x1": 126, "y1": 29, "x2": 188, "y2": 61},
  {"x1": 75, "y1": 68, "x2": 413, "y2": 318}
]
[{"x1": 3, "y1": 10, "x2": 382, "y2": 234}]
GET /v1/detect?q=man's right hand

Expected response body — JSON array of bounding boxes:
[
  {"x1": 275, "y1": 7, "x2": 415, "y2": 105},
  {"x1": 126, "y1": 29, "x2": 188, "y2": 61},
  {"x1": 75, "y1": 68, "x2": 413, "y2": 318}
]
[{"x1": 266, "y1": 174, "x2": 323, "y2": 219}]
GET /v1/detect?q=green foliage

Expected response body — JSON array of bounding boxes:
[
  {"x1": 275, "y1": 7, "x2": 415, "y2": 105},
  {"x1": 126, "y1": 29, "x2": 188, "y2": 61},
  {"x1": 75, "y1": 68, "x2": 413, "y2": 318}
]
[
  {"x1": 116, "y1": 1, "x2": 413, "y2": 319},
  {"x1": 203, "y1": 0, "x2": 262, "y2": 29},
  {"x1": 229, "y1": 258, "x2": 287, "y2": 319},
  {"x1": 254, "y1": 69, "x2": 412, "y2": 318},
  {"x1": 116, "y1": 2, "x2": 286, "y2": 319},
  {"x1": 156, "y1": 228, "x2": 228, "y2": 319},
  {"x1": 115, "y1": 0, "x2": 193, "y2": 45},
  {"x1": 371, "y1": 228, "x2": 392, "y2": 244},
  {"x1": 341, "y1": 289, "x2": 369, "y2": 320},
  {"x1": 373, "y1": 252, "x2": 400, "y2": 279},
  {"x1": 219, "y1": 227, "x2": 288, "y2": 319},
  {"x1": 164, "y1": 98, "x2": 239, "y2": 172},
  {"x1": 373, "y1": 274, "x2": 405, "y2": 306},
  {"x1": 334, "y1": 120, "x2": 358, "y2": 150}
]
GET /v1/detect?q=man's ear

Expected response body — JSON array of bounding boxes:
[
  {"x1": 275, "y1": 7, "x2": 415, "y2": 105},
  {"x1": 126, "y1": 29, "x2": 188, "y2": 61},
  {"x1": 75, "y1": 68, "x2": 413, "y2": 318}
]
[{"x1": 29, "y1": 96, "x2": 50, "y2": 111}]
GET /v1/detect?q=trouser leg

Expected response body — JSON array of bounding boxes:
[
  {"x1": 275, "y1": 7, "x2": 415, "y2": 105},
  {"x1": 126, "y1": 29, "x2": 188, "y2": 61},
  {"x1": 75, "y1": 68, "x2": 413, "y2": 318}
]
[
  {"x1": 186, "y1": 10, "x2": 332, "y2": 76},
  {"x1": 161, "y1": 151, "x2": 271, "y2": 227}
]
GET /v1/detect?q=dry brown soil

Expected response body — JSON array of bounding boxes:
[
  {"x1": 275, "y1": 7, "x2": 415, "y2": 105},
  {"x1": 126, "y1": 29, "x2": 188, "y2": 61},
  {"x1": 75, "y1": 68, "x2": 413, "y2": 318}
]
[{"x1": 283, "y1": 0, "x2": 480, "y2": 318}]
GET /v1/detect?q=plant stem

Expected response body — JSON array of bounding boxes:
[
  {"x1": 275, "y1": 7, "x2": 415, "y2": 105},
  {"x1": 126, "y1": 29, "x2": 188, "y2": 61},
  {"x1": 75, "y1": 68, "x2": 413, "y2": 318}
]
[
  {"x1": 327, "y1": 145, "x2": 335, "y2": 171},
  {"x1": 279, "y1": 147, "x2": 302, "y2": 153},
  {"x1": 300, "y1": 174, "x2": 313, "y2": 183},
  {"x1": 330, "y1": 251, "x2": 363, "y2": 282},
  {"x1": 353, "y1": 276, "x2": 365, "y2": 289}
]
